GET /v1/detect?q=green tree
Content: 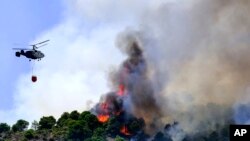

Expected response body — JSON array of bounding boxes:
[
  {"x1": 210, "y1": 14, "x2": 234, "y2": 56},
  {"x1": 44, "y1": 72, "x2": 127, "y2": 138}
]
[
  {"x1": 67, "y1": 121, "x2": 92, "y2": 140},
  {"x1": 12, "y1": 119, "x2": 29, "y2": 132},
  {"x1": 93, "y1": 127, "x2": 105, "y2": 137},
  {"x1": 91, "y1": 127, "x2": 107, "y2": 141},
  {"x1": 79, "y1": 111, "x2": 100, "y2": 130},
  {"x1": 79, "y1": 111, "x2": 91, "y2": 120},
  {"x1": 57, "y1": 112, "x2": 70, "y2": 127},
  {"x1": 115, "y1": 135, "x2": 126, "y2": 141},
  {"x1": 24, "y1": 129, "x2": 36, "y2": 139},
  {"x1": 0, "y1": 123, "x2": 10, "y2": 133},
  {"x1": 90, "y1": 136, "x2": 106, "y2": 141},
  {"x1": 106, "y1": 117, "x2": 121, "y2": 137},
  {"x1": 38, "y1": 116, "x2": 56, "y2": 130},
  {"x1": 84, "y1": 114, "x2": 100, "y2": 130},
  {"x1": 69, "y1": 110, "x2": 80, "y2": 120}
]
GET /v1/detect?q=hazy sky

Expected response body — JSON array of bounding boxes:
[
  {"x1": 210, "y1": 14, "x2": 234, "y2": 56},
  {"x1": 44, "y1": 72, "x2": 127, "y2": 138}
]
[
  {"x1": 0, "y1": 0, "x2": 128, "y2": 124},
  {"x1": 0, "y1": 0, "x2": 174, "y2": 124},
  {"x1": 0, "y1": 0, "x2": 63, "y2": 110}
]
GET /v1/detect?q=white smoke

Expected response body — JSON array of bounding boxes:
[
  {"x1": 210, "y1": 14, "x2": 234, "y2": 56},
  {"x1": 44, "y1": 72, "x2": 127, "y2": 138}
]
[{"x1": 1, "y1": 0, "x2": 172, "y2": 125}]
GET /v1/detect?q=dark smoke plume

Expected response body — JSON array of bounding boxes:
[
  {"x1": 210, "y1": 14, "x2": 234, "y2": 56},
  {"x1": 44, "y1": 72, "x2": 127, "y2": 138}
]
[
  {"x1": 93, "y1": 33, "x2": 163, "y2": 134},
  {"x1": 93, "y1": 0, "x2": 250, "y2": 140}
]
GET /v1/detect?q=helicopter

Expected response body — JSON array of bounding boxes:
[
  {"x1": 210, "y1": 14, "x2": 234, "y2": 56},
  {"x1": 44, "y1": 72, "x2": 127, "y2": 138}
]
[{"x1": 13, "y1": 40, "x2": 49, "y2": 61}]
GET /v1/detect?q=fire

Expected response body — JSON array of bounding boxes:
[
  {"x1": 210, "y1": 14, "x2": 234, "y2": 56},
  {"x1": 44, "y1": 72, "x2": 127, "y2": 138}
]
[
  {"x1": 120, "y1": 125, "x2": 131, "y2": 136},
  {"x1": 97, "y1": 114, "x2": 109, "y2": 123},
  {"x1": 117, "y1": 84, "x2": 125, "y2": 96},
  {"x1": 97, "y1": 102, "x2": 110, "y2": 123}
]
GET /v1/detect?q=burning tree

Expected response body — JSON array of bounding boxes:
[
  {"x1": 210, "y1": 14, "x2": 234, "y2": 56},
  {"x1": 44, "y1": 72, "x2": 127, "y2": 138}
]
[{"x1": 91, "y1": 35, "x2": 162, "y2": 139}]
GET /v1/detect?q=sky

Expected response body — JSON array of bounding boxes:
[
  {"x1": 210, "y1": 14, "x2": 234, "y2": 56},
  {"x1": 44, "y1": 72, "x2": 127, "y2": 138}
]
[
  {"x1": 0, "y1": 0, "x2": 137, "y2": 124},
  {"x1": 0, "y1": 0, "x2": 187, "y2": 125},
  {"x1": 0, "y1": 0, "x2": 63, "y2": 110}
]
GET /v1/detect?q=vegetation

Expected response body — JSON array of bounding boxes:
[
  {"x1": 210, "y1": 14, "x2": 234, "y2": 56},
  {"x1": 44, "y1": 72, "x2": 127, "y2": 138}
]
[
  {"x1": 0, "y1": 111, "x2": 129, "y2": 141},
  {"x1": 0, "y1": 123, "x2": 10, "y2": 133},
  {"x1": 12, "y1": 119, "x2": 29, "y2": 132},
  {"x1": 0, "y1": 110, "x2": 230, "y2": 141},
  {"x1": 38, "y1": 116, "x2": 56, "y2": 130}
]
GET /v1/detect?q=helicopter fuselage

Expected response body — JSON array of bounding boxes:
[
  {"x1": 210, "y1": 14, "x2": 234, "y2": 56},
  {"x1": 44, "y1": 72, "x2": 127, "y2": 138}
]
[
  {"x1": 16, "y1": 50, "x2": 45, "y2": 60},
  {"x1": 13, "y1": 39, "x2": 49, "y2": 61}
]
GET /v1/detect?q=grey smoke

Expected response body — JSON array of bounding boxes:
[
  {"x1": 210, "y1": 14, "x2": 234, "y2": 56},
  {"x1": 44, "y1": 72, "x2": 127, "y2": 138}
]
[
  {"x1": 106, "y1": 0, "x2": 250, "y2": 140},
  {"x1": 90, "y1": 0, "x2": 250, "y2": 140}
]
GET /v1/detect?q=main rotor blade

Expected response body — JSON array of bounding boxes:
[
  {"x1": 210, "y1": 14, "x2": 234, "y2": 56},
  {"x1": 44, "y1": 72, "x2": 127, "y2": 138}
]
[
  {"x1": 32, "y1": 40, "x2": 50, "y2": 46},
  {"x1": 12, "y1": 48, "x2": 31, "y2": 50},
  {"x1": 35, "y1": 43, "x2": 48, "y2": 49}
]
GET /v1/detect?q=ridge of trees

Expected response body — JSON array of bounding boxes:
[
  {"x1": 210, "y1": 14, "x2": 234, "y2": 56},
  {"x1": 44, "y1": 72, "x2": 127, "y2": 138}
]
[{"x1": 0, "y1": 110, "x2": 230, "y2": 141}]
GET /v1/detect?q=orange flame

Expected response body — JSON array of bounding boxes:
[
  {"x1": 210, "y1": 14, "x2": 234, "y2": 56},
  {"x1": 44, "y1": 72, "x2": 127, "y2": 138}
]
[
  {"x1": 98, "y1": 114, "x2": 109, "y2": 123},
  {"x1": 120, "y1": 125, "x2": 131, "y2": 136},
  {"x1": 118, "y1": 84, "x2": 125, "y2": 96}
]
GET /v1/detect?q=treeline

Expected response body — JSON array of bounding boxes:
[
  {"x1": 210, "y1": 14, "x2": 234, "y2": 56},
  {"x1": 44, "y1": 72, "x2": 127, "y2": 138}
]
[
  {"x1": 0, "y1": 110, "x2": 145, "y2": 141},
  {"x1": 0, "y1": 110, "x2": 230, "y2": 141}
]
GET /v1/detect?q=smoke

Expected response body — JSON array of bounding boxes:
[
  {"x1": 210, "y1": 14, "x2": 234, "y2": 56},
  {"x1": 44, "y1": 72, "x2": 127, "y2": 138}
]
[
  {"x1": 93, "y1": 33, "x2": 162, "y2": 133},
  {"x1": 233, "y1": 93, "x2": 250, "y2": 125},
  {"x1": 119, "y1": 0, "x2": 250, "y2": 139},
  {"x1": 85, "y1": 0, "x2": 250, "y2": 139},
  {"x1": 116, "y1": 34, "x2": 162, "y2": 129}
]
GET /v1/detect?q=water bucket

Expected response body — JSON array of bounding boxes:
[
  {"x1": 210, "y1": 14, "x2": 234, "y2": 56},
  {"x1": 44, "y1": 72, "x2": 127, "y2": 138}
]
[{"x1": 31, "y1": 75, "x2": 37, "y2": 82}]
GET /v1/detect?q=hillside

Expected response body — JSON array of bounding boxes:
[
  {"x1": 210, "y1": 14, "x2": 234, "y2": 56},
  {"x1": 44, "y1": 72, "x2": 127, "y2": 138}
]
[{"x1": 0, "y1": 110, "x2": 230, "y2": 141}]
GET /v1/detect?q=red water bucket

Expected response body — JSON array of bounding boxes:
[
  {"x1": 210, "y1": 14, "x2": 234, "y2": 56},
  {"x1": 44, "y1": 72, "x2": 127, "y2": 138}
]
[{"x1": 31, "y1": 75, "x2": 37, "y2": 82}]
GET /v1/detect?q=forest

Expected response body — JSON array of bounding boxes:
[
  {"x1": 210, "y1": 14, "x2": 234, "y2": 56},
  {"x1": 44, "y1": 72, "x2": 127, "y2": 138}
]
[{"x1": 0, "y1": 110, "x2": 230, "y2": 141}]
